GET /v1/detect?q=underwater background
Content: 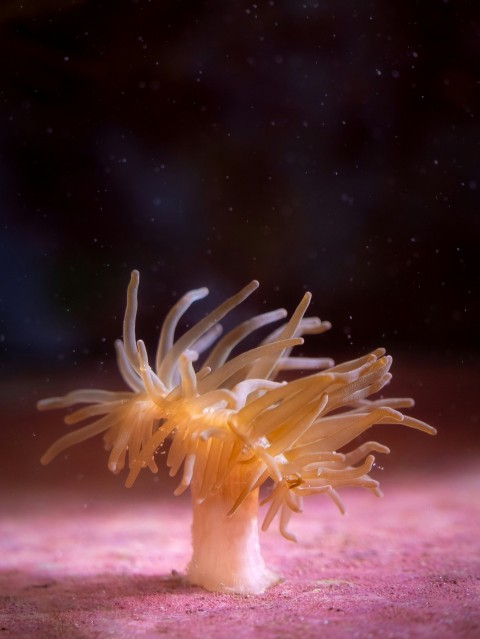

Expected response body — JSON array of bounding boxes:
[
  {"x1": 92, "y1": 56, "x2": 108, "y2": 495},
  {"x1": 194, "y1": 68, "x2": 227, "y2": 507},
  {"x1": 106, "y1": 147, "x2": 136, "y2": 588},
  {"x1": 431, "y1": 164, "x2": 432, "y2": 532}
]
[
  {"x1": 0, "y1": 0, "x2": 477, "y2": 367},
  {"x1": 0, "y1": 4, "x2": 479, "y2": 637},
  {"x1": 1, "y1": 0, "x2": 478, "y2": 477}
]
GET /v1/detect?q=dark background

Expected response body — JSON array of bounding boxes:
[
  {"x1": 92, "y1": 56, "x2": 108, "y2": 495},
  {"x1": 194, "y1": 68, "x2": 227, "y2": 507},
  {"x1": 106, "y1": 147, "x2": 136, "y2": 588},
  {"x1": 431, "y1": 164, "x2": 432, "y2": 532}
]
[
  {"x1": 1, "y1": 14, "x2": 479, "y2": 639},
  {"x1": 0, "y1": 1, "x2": 478, "y2": 478}
]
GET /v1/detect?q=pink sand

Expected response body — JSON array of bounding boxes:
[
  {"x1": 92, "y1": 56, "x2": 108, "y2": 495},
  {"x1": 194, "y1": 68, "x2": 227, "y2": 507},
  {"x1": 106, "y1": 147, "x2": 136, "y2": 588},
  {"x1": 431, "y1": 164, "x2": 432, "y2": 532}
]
[
  {"x1": 2, "y1": 361, "x2": 479, "y2": 637},
  {"x1": 1, "y1": 464, "x2": 479, "y2": 639}
]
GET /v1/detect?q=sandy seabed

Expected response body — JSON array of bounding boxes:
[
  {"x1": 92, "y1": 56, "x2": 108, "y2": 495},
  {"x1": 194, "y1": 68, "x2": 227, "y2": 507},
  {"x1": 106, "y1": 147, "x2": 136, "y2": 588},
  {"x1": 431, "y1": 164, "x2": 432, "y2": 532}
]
[{"x1": 1, "y1": 461, "x2": 479, "y2": 639}]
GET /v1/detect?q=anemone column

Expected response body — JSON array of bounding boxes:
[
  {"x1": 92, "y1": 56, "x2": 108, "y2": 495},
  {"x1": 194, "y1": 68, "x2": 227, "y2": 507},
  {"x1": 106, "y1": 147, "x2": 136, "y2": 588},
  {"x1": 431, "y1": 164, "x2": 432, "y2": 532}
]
[{"x1": 187, "y1": 465, "x2": 279, "y2": 594}]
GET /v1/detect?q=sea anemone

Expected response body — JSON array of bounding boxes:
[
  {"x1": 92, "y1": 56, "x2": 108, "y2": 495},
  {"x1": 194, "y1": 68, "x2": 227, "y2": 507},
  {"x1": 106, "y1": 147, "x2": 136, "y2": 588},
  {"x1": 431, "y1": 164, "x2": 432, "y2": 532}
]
[{"x1": 38, "y1": 271, "x2": 436, "y2": 594}]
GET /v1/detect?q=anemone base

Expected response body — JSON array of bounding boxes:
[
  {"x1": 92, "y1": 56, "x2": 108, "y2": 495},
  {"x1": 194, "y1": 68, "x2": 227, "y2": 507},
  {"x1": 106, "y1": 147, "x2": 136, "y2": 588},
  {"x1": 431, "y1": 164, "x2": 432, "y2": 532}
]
[{"x1": 186, "y1": 476, "x2": 279, "y2": 595}]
